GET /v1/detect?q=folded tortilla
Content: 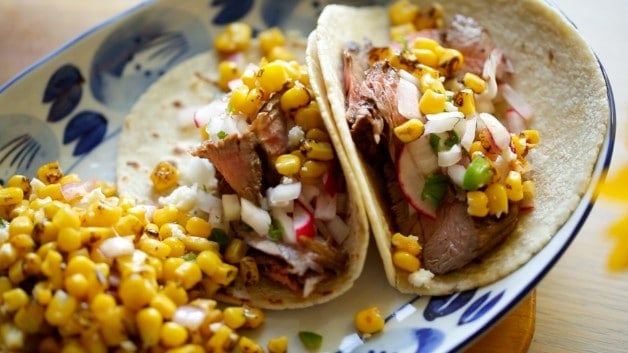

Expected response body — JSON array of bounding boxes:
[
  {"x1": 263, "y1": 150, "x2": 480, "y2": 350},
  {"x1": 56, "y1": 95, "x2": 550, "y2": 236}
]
[
  {"x1": 311, "y1": 1, "x2": 609, "y2": 295},
  {"x1": 116, "y1": 38, "x2": 369, "y2": 309}
]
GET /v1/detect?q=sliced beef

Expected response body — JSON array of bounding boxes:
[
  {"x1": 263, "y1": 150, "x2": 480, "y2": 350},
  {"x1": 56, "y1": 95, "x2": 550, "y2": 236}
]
[
  {"x1": 420, "y1": 197, "x2": 519, "y2": 274},
  {"x1": 193, "y1": 132, "x2": 263, "y2": 204}
]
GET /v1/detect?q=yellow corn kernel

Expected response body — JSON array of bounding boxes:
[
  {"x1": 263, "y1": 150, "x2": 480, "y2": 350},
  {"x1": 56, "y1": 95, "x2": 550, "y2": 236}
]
[
  {"x1": 486, "y1": 183, "x2": 509, "y2": 217},
  {"x1": 182, "y1": 235, "x2": 219, "y2": 253},
  {"x1": 239, "y1": 336, "x2": 264, "y2": 353},
  {"x1": 161, "y1": 282, "x2": 189, "y2": 307},
  {"x1": 294, "y1": 101, "x2": 324, "y2": 131},
  {"x1": 160, "y1": 321, "x2": 189, "y2": 348},
  {"x1": 522, "y1": 180, "x2": 535, "y2": 200},
  {"x1": 411, "y1": 48, "x2": 438, "y2": 67},
  {"x1": 301, "y1": 140, "x2": 335, "y2": 161},
  {"x1": 99, "y1": 306, "x2": 127, "y2": 347},
  {"x1": 57, "y1": 227, "x2": 82, "y2": 252},
  {"x1": 0, "y1": 243, "x2": 17, "y2": 271},
  {"x1": 454, "y1": 88, "x2": 476, "y2": 117},
  {"x1": 229, "y1": 84, "x2": 251, "y2": 115},
  {"x1": 45, "y1": 290, "x2": 77, "y2": 326},
  {"x1": 37, "y1": 161, "x2": 63, "y2": 184},
  {"x1": 52, "y1": 205, "x2": 80, "y2": 229},
  {"x1": 165, "y1": 344, "x2": 206, "y2": 353},
  {"x1": 22, "y1": 252, "x2": 41, "y2": 277},
  {"x1": 390, "y1": 233, "x2": 421, "y2": 256},
  {"x1": 118, "y1": 273, "x2": 157, "y2": 310},
  {"x1": 280, "y1": 83, "x2": 311, "y2": 112},
  {"x1": 14, "y1": 302, "x2": 44, "y2": 334},
  {"x1": 354, "y1": 306, "x2": 385, "y2": 335},
  {"x1": 37, "y1": 183, "x2": 63, "y2": 200},
  {"x1": 33, "y1": 282, "x2": 53, "y2": 305},
  {"x1": 86, "y1": 202, "x2": 123, "y2": 227},
  {"x1": 305, "y1": 128, "x2": 330, "y2": 142},
  {"x1": 41, "y1": 249, "x2": 63, "y2": 277},
  {"x1": 185, "y1": 216, "x2": 212, "y2": 237},
  {"x1": 521, "y1": 129, "x2": 540, "y2": 146},
  {"x1": 223, "y1": 306, "x2": 247, "y2": 329},
  {"x1": 392, "y1": 251, "x2": 420, "y2": 272},
  {"x1": 211, "y1": 263, "x2": 238, "y2": 286},
  {"x1": 2, "y1": 287, "x2": 28, "y2": 312},
  {"x1": 64, "y1": 273, "x2": 89, "y2": 299},
  {"x1": 300, "y1": 160, "x2": 328, "y2": 179},
  {"x1": 1, "y1": 322, "x2": 25, "y2": 351},
  {"x1": 114, "y1": 214, "x2": 144, "y2": 237},
  {"x1": 207, "y1": 324, "x2": 237, "y2": 352},
  {"x1": 163, "y1": 257, "x2": 186, "y2": 282},
  {"x1": 8, "y1": 259, "x2": 25, "y2": 284},
  {"x1": 136, "y1": 307, "x2": 163, "y2": 347},
  {"x1": 394, "y1": 119, "x2": 425, "y2": 143},
  {"x1": 9, "y1": 215, "x2": 34, "y2": 237},
  {"x1": 463, "y1": 72, "x2": 486, "y2": 94},
  {"x1": 144, "y1": 222, "x2": 160, "y2": 237},
  {"x1": 174, "y1": 261, "x2": 202, "y2": 290},
  {"x1": 152, "y1": 205, "x2": 180, "y2": 227},
  {"x1": 90, "y1": 292, "x2": 116, "y2": 317},
  {"x1": 150, "y1": 293, "x2": 177, "y2": 320},
  {"x1": 239, "y1": 256, "x2": 260, "y2": 287},
  {"x1": 218, "y1": 60, "x2": 242, "y2": 91},
  {"x1": 10, "y1": 233, "x2": 34, "y2": 251},
  {"x1": 7, "y1": 175, "x2": 31, "y2": 198},
  {"x1": 259, "y1": 27, "x2": 286, "y2": 54},
  {"x1": 505, "y1": 171, "x2": 524, "y2": 201},
  {"x1": 151, "y1": 161, "x2": 179, "y2": 192},
  {"x1": 414, "y1": 3, "x2": 444, "y2": 29},
  {"x1": 419, "y1": 89, "x2": 446, "y2": 114},
  {"x1": 437, "y1": 48, "x2": 464, "y2": 77},
  {"x1": 213, "y1": 22, "x2": 252, "y2": 54},
  {"x1": 224, "y1": 238, "x2": 248, "y2": 264},
  {"x1": 0, "y1": 187, "x2": 24, "y2": 206},
  {"x1": 389, "y1": 0, "x2": 420, "y2": 25},
  {"x1": 162, "y1": 237, "x2": 186, "y2": 257},
  {"x1": 275, "y1": 154, "x2": 302, "y2": 176},
  {"x1": 138, "y1": 236, "x2": 171, "y2": 259},
  {"x1": 243, "y1": 306, "x2": 265, "y2": 329},
  {"x1": 267, "y1": 46, "x2": 296, "y2": 62},
  {"x1": 267, "y1": 336, "x2": 288, "y2": 353},
  {"x1": 467, "y1": 190, "x2": 489, "y2": 217},
  {"x1": 390, "y1": 23, "x2": 416, "y2": 41},
  {"x1": 196, "y1": 250, "x2": 222, "y2": 277},
  {"x1": 257, "y1": 60, "x2": 291, "y2": 94},
  {"x1": 413, "y1": 37, "x2": 440, "y2": 51}
]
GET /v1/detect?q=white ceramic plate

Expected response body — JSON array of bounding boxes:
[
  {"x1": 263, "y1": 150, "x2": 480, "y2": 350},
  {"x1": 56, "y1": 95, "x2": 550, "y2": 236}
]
[{"x1": 0, "y1": 0, "x2": 615, "y2": 352}]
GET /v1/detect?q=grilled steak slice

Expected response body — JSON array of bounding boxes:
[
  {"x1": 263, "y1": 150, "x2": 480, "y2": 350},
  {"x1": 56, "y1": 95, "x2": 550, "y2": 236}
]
[
  {"x1": 420, "y1": 197, "x2": 520, "y2": 274},
  {"x1": 193, "y1": 132, "x2": 263, "y2": 204}
]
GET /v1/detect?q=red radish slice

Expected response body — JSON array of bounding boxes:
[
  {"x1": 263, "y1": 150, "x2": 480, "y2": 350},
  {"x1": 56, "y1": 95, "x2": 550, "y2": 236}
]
[
  {"x1": 500, "y1": 83, "x2": 534, "y2": 120},
  {"x1": 293, "y1": 201, "x2": 315, "y2": 241},
  {"x1": 325, "y1": 216, "x2": 350, "y2": 244},
  {"x1": 397, "y1": 141, "x2": 437, "y2": 219},
  {"x1": 438, "y1": 144, "x2": 462, "y2": 167},
  {"x1": 479, "y1": 113, "x2": 511, "y2": 152},
  {"x1": 504, "y1": 108, "x2": 527, "y2": 134},
  {"x1": 314, "y1": 190, "x2": 337, "y2": 221}
]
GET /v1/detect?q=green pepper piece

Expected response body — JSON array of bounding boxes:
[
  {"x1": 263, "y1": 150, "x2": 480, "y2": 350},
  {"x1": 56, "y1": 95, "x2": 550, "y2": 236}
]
[
  {"x1": 429, "y1": 133, "x2": 441, "y2": 153},
  {"x1": 462, "y1": 156, "x2": 494, "y2": 190},
  {"x1": 209, "y1": 228, "x2": 230, "y2": 251},
  {"x1": 299, "y1": 331, "x2": 323, "y2": 350},
  {"x1": 268, "y1": 219, "x2": 283, "y2": 241},
  {"x1": 421, "y1": 173, "x2": 449, "y2": 207}
]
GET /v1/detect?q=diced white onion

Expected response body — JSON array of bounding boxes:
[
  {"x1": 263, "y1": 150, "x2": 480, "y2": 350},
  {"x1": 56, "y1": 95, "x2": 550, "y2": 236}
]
[
  {"x1": 267, "y1": 182, "x2": 302, "y2": 208},
  {"x1": 438, "y1": 144, "x2": 462, "y2": 167},
  {"x1": 173, "y1": 305, "x2": 206, "y2": 331},
  {"x1": 314, "y1": 191, "x2": 337, "y2": 221},
  {"x1": 194, "y1": 99, "x2": 228, "y2": 130},
  {"x1": 325, "y1": 215, "x2": 350, "y2": 244},
  {"x1": 447, "y1": 164, "x2": 466, "y2": 188},
  {"x1": 271, "y1": 207, "x2": 296, "y2": 244},
  {"x1": 424, "y1": 112, "x2": 464, "y2": 134},
  {"x1": 460, "y1": 116, "x2": 477, "y2": 151},
  {"x1": 479, "y1": 112, "x2": 511, "y2": 151},
  {"x1": 99, "y1": 237, "x2": 134, "y2": 258},
  {"x1": 397, "y1": 76, "x2": 421, "y2": 119},
  {"x1": 240, "y1": 198, "x2": 271, "y2": 236},
  {"x1": 222, "y1": 194, "x2": 241, "y2": 223},
  {"x1": 398, "y1": 69, "x2": 419, "y2": 86},
  {"x1": 197, "y1": 190, "x2": 223, "y2": 227}
]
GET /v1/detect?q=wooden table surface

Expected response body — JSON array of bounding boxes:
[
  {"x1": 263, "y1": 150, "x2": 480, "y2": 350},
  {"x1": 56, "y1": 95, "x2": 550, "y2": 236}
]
[{"x1": 2, "y1": 1, "x2": 627, "y2": 352}]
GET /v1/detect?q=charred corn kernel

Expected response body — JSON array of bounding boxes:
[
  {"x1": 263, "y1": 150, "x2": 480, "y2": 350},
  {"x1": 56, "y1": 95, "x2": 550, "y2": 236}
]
[
  {"x1": 45, "y1": 290, "x2": 77, "y2": 326},
  {"x1": 162, "y1": 237, "x2": 186, "y2": 257},
  {"x1": 224, "y1": 238, "x2": 248, "y2": 264},
  {"x1": 391, "y1": 233, "x2": 421, "y2": 256},
  {"x1": 213, "y1": 22, "x2": 252, "y2": 54},
  {"x1": 136, "y1": 307, "x2": 163, "y2": 347},
  {"x1": 197, "y1": 250, "x2": 222, "y2": 276},
  {"x1": 114, "y1": 214, "x2": 144, "y2": 236},
  {"x1": 414, "y1": 3, "x2": 444, "y2": 29},
  {"x1": 505, "y1": 171, "x2": 524, "y2": 201},
  {"x1": 305, "y1": 128, "x2": 330, "y2": 142},
  {"x1": 14, "y1": 302, "x2": 44, "y2": 334},
  {"x1": 239, "y1": 336, "x2": 264, "y2": 353},
  {"x1": 2, "y1": 287, "x2": 28, "y2": 312},
  {"x1": 181, "y1": 235, "x2": 217, "y2": 253},
  {"x1": 152, "y1": 205, "x2": 180, "y2": 227},
  {"x1": 138, "y1": 236, "x2": 171, "y2": 259},
  {"x1": 454, "y1": 88, "x2": 476, "y2": 116},
  {"x1": 275, "y1": 154, "x2": 302, "y2": 176},
  {"x1": 64, "y1": 273, "x2": 89, "y2": 299},
  {"x1": 224, "y1": 306, "x2": 247, "y2": 329},
  {"x1": 174, "y1": 261, "x2": 202, "y2": 289},
  {"x1": 280, "y1": 83, "x2": 311, "y2": 112},
  {"x1": 389, "y1": 0, "x2": 420, "y2": 25},
  {"x1": 394, "y1": 119, "x2": 425, "y2": 143},
  {"x1": 212, "y1": 262, "x2": 238, "y2": 286},
  {"x1": 150, "y1": 293, "x2": 177, "y2": 320},
  {"x1": 165, "y1": 344, "x2": 206, "y2": 353},
  {"x1": 185, "y1": 216, "x2": 212, "y2": 237},
  {"x1": 239, "y1": 256, "x2": 259, "y2": 287},
  {"x1": 267, "y1": 336, "x2": 288, "y2": 353},
  {"x1": 412, "y1": 48, "x2": 438, "y2": 67},
  {"x1": 207, "y1": 324, "x2": 237, "y2": 352},
  {"x1": 392, "y1": 251, "x2": 420, "y2": 272},
  {"x1": 467, "y1": 191, "x2": 489, "y2": 217},
  {"x1": 0, "y1": 187, "x2": 23, "y2": 206},
  {"x1": 390, "y1": 23, "x2": 416, "y2": 41},
  {"x1": 160, "y1": 321, "x2": 188, "y2": 348},
  {"x1": 437, "y1": 48, "x2": 464, "y2": 77},
  {"x1": 486, "y1": 183, "x2": 509, "y2": 216},
  {"x1": 144, "y1": 222, "x2": 160, "y2": 237},
  {"x1": 7, "y1": 175, "x2": 31, "y2": 197},
  {"x1": 302, "y1": 140, "x2": 335, "y2": 161},
  {"x1": 267, "y1": 46, "x2": 296, "y2": 62},
  {"x1": 294, "y1": 101, "x2": 324, "y2": 131},
  {"x1": 259, "y1": 27, "x2": 285, "y2": 54},
  {"x1": 118, "y1": 273, "x2": 157, "y2": 310},
  {"x1": 521, "y1": 129, "x2": 540, "y2": 146},
  {"x1": 257, "y1": 60, "x2": 291, "y2": 94},
  {"x1": 1, "y1": 322, "x2": 24, "y2": 351},
  {"x1": 354, "y1": 306, "x2": 385, "y2": 335},
  {"x1": 151, "y1": 161, "x2": 179, "y2": 192},
  {"x1": 243, "y1": 306, "x2": 265, "y2": 329},
  {"x1": 419, "y1": 89, "x2": 446, "y2": 114},
  {"x1": 218, "y1": 60, "x2": 242, "y2": 91},
  {"x1": 463, "y1": 72, "x2": 486, "y2": 93},
  {"x1": 37, "y1": 161, "x2": 63, "y2": 184},
  {"x1": 300, "y1": 160, "x2": 328, "y2": 178}
]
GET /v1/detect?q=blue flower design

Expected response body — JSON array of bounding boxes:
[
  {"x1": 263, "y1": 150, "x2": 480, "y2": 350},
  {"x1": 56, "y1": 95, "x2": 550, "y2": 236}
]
[
  {"x1": 423, "y1": 290, "x2": 476, "y2": 321},
  {"x1": 63, "y1": 111, "x2": 108, "y2": 156},
  {"x1": 459, "y1": 290, "x2": 505, "y2": 325},
  {"x1": 43, "y1": 64, "x2": 83, "y2": 122},
  {"x1": 346, "y1": 327, "x2": 445, "y2": 353},
  {"x1": 211, "y1": 0, "x2": 254, "y2": 25}
]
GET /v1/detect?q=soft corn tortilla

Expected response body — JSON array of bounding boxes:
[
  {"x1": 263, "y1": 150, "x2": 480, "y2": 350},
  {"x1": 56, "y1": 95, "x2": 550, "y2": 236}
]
[
  {"x1": 116, "y1": 39, "x2": 369, "y2": 309},
  {"x1": 311, "y1": 1, "x2": 609, "y2": 295}
]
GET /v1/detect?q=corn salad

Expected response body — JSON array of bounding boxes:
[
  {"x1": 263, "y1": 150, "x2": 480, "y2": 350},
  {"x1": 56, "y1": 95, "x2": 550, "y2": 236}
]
[{"x1": 0, "y1": 161, "x2": 276, "y2": 352}]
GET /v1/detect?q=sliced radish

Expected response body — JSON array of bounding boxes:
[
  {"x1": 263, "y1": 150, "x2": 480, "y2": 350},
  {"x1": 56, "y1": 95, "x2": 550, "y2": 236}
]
[
  {"x1": 499, "y1": 83, "x2": 534, "y2": 120},
  {"x1": 397, "y1": 142, "x2": 437, "y2": 219},
  {"x1": 479, "y1": 113, "x2": 511, "y2": 152},
  {"x1": 314, "y1": 190, "x2": 337, "y2": 221},
  {"x1": 438, "y1": 144, "x2": 462, "y2": 167},
  {"x1": 406, "y1": 134, "x2": 439, "y2": 176},
  {"x1": 293, "y1": 201, "x2": 315, "y2": 241},
  {"x1": 325, "y1": 215, "x2": 350, "y2": 244},
  {"x1": 240, "y1": 198, "x2": 271, "y2": 237}
]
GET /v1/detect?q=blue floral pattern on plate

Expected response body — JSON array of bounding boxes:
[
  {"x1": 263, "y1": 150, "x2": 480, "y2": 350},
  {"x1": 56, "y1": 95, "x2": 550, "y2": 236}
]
[{"x1": 0, "y1": 0, "x2": 614, "y2": 352}]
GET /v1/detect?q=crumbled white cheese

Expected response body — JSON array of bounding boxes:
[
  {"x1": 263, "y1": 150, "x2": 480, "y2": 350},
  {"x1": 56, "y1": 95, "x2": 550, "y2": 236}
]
[{"x1": 408, "y1": 269, "x2": 435, "y2": 288}]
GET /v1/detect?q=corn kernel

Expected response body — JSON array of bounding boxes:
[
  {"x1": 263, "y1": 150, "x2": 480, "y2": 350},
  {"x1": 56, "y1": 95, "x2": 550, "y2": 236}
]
[
  {"x1": 300, "y1": 160, "x2": 328, "y2": 179},
  {"x1": 1, "y1": 322, "x2": 24, "y2": 351},
  {"x1": 224, "y1": 238, "x2": 248, "y2": 264},
  {"x1": 411, "y1": 48, "x2": 438, "y2": 67},
  {"x1": 151, "y1": 161, "x2": 179, "y2": 192},
  {"x1": 152, "y1": 205, "x2": 180, "y2": 227},
  {"x1": 174, "y1": 261, "x2": 202, "y2": 290},
  {"x1": 2, "y1": 287, "x2": 29, "y2": 312},
  {"x1": 504, "y1": 171, "x2": 524, "y2": 201},
  {"x1": 301, "y1": 140, "x2": 335, "y2": 161},
  {"x1": 137, "y1": 307, "x2": 163, "y2": 347},
  {"x1": 267, "y1": 46, "x2": 296, "y2": 62},
  {"x1": 294, "y1": 101, "x2": 324, "y2": 131},
  {"x1": 259, "y1": 27, "x2": 286, "y2": 54},
  {"x1": 257, "y1": 60, "x2": 291, "y2": 94},
  {"x1": 486, "y1": 183, "x2": 509, "y2": 217},
  {"x1": 389, "y1": 0, "x2": 420, "y2": 25},
  {"x1": 218, "y1": 60, "x2": 242, "y2": 91},
  {"x1": 214, "y1": 22, "x2": 252, "y2": 54},
  {"x1": 391, "y1": 233, "x2": 421, "y2": 256},
  {"x1": 467, "y1": 191, "x2": 489, "y2": 217},
  {"x1": 45, "y1": 290, "x2": 77, "y2": 326},
  {"x1": 196, "y1": 250, "x2": 222, "y2": 277},
  {"x1": 394, "y1": 119, "x2": 425, "y2": 143},
  {"x1": 7, "y1": 175, "x2": 31, "y2": 198},
  {"x1": 160, "y1": 322, "x2": 189, "y2": 348},
  {"x1": 64, "y1": 273, "x2": 89, "y2": 299},
  {"x1": 267, "y1": 336, "x2": 288, "y2": 353},
  {"x1": 414, "y1": 3, "x2": 444, "y2": 30},
  {"x1": 14, "y1": 302, "x2": 44, "y2": 334},
  {"x1": 413, "y1": 37, "x2": 440, "y2": 51},
  {"x1": 114, "y1": 214, "x2": 144, "y2": 237},
  {"x1": 138, "y1": 236, "x2": 172, "y2": 259},
  {"x1": 521, "y1": 129, "x2": 540, "y2": 146},
  {"x1": 185, "y1": 216, "x2": 212, "y2": 237},
  {"x1": 37, "y1": 161, "x2": 63, "y2": 184},
  {"x1": 419, "y1": 89, "x2": 446, "y2": 114},
  {"x1": 354, "y1": 306, "x2": 385, "y2": 335},
  {"x1": 224, "y1": 306, "x2": 247, "y2": 329},
  {"x1": 212, "y1": 263, "x2": 238, "y2": 286},
  {"x1": 33, "y1": 282, "x2": 53, "y2": 305},
  {"x1": 280, "y1": 83, "x2": 311, "y2": 112},
  {"x1": 239, "y1": 336, "x2": 264, "y2": 353},
  {"x1": 118, "y1": 273, "x2": 157, "y2": 310},
  {"x1": 150, "y1": 293, "x2": 177, "y2": 320},
  {"x1": 207, "y1": 324, "x2": 237, "y2": 352},
  {"x1": 392, "y1": 251, "x2": 420, "y2": 272},
  {"x1": 463, "y1": 72, "x2": 486, "y2": 93},
  {"x1": 0, "y1": 187, "x2": 24, "y2": 206},
  {"x1": 453, "y1": 88, "x2": 476, "y2": 117},
  {"x1": 522, "y1": 180, "x2": 535, "y2": 200},
  {"x1": 305, "y1": 128, "x2": 330, "y2": 142},
  {"x1": 163, "y1": 237, "x2": 186, "y2": 257},
  {"x1": 275, "y1": 154, "x2": 302, "y2": 176}
]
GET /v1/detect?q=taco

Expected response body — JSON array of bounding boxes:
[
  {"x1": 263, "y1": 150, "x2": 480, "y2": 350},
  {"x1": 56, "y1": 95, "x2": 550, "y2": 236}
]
[
  {"x1": 116, "y1": 25, "x2": 369, "y2": 309},
  {"x1": 309, "y1": 1, "x2": 609, "y2": 295}
]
